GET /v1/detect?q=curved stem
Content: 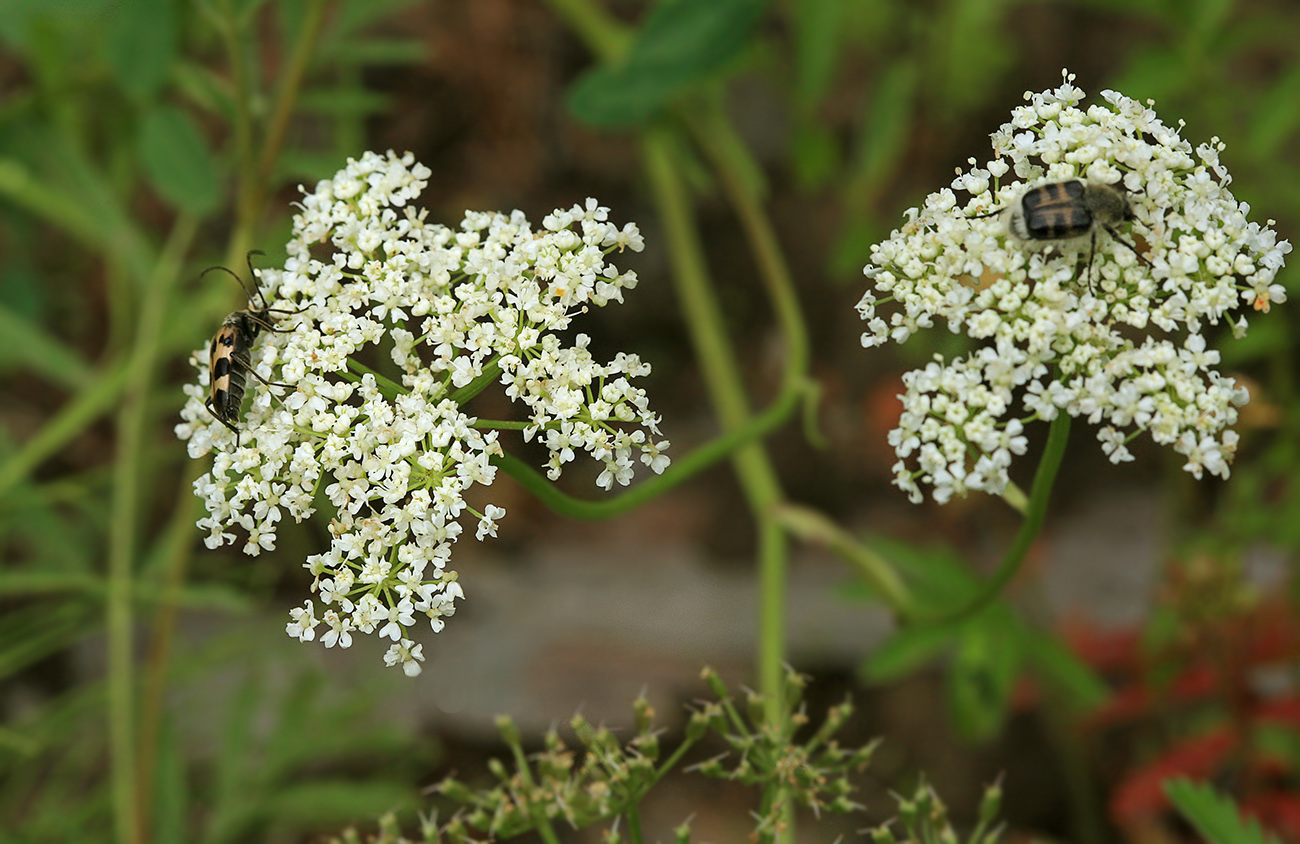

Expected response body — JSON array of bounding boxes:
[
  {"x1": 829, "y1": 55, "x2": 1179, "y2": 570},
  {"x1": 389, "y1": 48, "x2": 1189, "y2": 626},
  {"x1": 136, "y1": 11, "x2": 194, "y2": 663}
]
[
  {"x1": 922, "y1": 412, "x2": 1072, "y2": 624},
  {"x1": 773, "y1": 503, "x2": 915, "y2": 616},
  {"x1": 493, "y1": 375, "x2": 799, "y2": 520}
]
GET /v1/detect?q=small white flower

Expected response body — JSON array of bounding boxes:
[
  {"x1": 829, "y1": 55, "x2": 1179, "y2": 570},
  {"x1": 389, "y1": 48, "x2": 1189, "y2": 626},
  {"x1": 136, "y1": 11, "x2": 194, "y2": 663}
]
[
  {"x1": 475, "y1": 504, "x2": 506, "y2": 540},
  {"x1": 179, "y1": 151, "x2": 669, "y2": 672},
  {"x1": 859, "y1": 72, "x2": 1287, "y2": 503},
  {"x1": 286, "y1": 601, "x2": 318, "y2": 642},
  {"x1": 321, "y1": 611, "x2": 353, "y2": 649},
  {"x1": 383, "y1": 638, "x2": 425, "y2": 677}
]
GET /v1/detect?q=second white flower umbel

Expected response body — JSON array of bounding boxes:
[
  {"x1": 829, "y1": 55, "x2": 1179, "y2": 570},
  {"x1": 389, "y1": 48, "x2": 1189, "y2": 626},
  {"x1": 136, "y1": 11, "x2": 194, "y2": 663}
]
[{"x1": 858, "y1": 72, "x2": 1289, "y2": 504}]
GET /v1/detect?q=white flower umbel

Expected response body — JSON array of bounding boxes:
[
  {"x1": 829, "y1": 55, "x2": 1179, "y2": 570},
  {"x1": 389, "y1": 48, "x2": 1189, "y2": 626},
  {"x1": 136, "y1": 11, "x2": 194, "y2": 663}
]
[
  {"x1": 858, "y1": 72, "x2": 1290, "y2": 504},
  {"x1": 177, "y1": 151, "x2": 668, "y2": 672}
]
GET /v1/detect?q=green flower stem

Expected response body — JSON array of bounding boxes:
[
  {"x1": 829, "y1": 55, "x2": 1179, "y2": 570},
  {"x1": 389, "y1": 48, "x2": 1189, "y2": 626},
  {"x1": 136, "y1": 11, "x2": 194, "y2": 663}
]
[
  {"x1": 923, "y1": 411, "x2": 1072, "y2": 624},
  {"x1": 256, "y1": 1, "x2": 326, "y2": 191},
  {"x1": 542, "y1": 0, "x2": 630, "y2": 63},
  {"x1": 450, "y1": 358, "x2": 504, "y2": 405},
  {"x1": 641, "y1": 126, "x2": 791, "y2": 721},
  {"x1": 682, "y1": 102, "x2": 810, "y2": 396},
  {"x1": 344, "y1": 358, "x2": 410, "y2": 400},
  {"x1": 220, "y1": 0, "x2": 326, "y2": 267},
  {"x1": 214, "y1": 0, "x2": 256, "y2": 266},
  {"x1": 773, "y1": 503, "x2": 915, "y2": 617},
  {"x1": 679, "y1": 103, "x2": 815, "y2": 777},
  {"x1": 135, "y1": 481, "x2": 203, "y2": 829},
  {"x1": 504, "y1": 735, "x2": 562, "y2": 844},
  {"x1": 626, "y1": 803, "x2": 644, "y2": 844},
  {"x1": 107, "y1": 213, "x2": 198, "y2": 844},
  {"x1": 491, "y1": 381, "x2": 798, "y2": 518}
]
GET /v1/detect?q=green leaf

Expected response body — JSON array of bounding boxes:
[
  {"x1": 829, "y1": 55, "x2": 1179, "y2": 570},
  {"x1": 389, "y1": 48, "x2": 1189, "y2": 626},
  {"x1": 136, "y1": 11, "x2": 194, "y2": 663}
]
[
  {"x1": 137, "y1": 104, "x2": 220, "y2": 215},
  {"x1": 947, "y1": 615, "x2": 1021, "y2": 741},
  {"x1": 568, "y1": 0, "x2": 774, "y2": 127},
  {"x1": 103, "y1": 0, "x2": 178, "y2": 101},
  {"x1": 274, "y1": 780, "x2": 415, "y2": 823},
  {"x1": 791, "y1": 0, "x2": 846, "y2": 107},
  {"x1": 862, "y1": 534, "x2": 981, "y2": 610},
  {"x1": 1249, "y1": 62, "x2": 1300, "y2": 158},
  {"x1": 790, "y1": 122, "x2": 839, "y2": 190},
  {"x1": 860, "y1": 622, "x2": 957, "y2": 683},
  {"x1": 297, "y1": 87, "x2": 391, "y2": 118},
  {"x1": 851, "y1": 59, "x2": 918, "y2": 193},
  {"x1": 1165, "y1": 779, "x2": 1281, "y2": 844},
  {"x1": 1022, "y1": 631, "x2": 1109, "y2": 714},
  {"x1": 0, "y1": 303, "x2": 91, "y2": 389}
]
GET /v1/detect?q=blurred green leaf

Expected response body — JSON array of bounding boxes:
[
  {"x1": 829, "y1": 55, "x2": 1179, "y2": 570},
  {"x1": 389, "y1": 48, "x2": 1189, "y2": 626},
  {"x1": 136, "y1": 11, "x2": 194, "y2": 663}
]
[
  {"x1": 948, "y1": 614, "x2": 1020, "y2": 741},
  {"x1": 324, "y1": 38, "x2": 427, "y2": 66},
  {"x1": 274, "y1": 780, "x2": 415, "y2": 824},
  {"x1": 863, "y1": 534, "x2": 981, "y2": 610},
  {"x1": 568, "y1": 0, "x2": 774, "y2": 127},
  {"x1": 791, "y1": 0, "x2": 846, "y2": 107},
  {"x1": 1165, "y1": 778, "x2": 1281, "y2": 844},
  {"x1": 790, "y1": 122, "x2": 839, "y2": 190},
  {"x1": 850, "y1": 59, "x2": 917, "y2": 195},
  {"x1": 1255, "y1": 723, "x2": 1300, "y2": 768},
  {"x1": 860, "y1": 621, "x2": 957, "y2": 683},
  {"x1": 103, "y1": 0, "x2": 178, "y2": 102},
  {"x1": 0, "y1": 603, "x2": 94, "y2": 680},
  {"x1": 138, "y1": 104, "x2": 220, "y2": 215},
  {"x1": 1248, "y1": 63, "x2": 1300, "y2": 158},
  {"x1": 0, "y1": 303, "x2": 91, "y2": 389},
  {"x1": 335, "y1": 0, "x2": 419, "y2": 31},
  {"x1": 297, "y1": 87, "x2": 391, "y2": 118},
  {"x1": 1022, "y1": 632, "x2": 1109, "y2": 713},
  {"x1": 932, "y1": 0, "x2": 1014, "y2": 114}
]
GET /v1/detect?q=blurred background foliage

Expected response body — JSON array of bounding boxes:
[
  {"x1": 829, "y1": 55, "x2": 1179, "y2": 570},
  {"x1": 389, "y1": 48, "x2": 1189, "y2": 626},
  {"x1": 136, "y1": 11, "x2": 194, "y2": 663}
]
[{"x1": 1, "y1": 0, "x2": 1298, "y2": 841}]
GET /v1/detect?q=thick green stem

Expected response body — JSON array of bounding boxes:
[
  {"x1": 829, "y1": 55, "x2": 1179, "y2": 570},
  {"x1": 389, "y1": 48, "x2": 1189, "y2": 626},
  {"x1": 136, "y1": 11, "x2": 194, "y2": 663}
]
[
  {"x1": 642, "y1": 127, "x2": 790, "y2": 710},
  {"x1": 108, "y1": 215, "x2": 198, "y2": 844}
]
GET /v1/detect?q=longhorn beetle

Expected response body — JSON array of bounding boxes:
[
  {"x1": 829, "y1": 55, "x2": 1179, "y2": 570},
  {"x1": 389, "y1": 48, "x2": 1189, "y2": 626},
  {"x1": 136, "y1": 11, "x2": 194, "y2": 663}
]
[{"x1": 204, "y1": 251, "x2": 303, "y2": 444}]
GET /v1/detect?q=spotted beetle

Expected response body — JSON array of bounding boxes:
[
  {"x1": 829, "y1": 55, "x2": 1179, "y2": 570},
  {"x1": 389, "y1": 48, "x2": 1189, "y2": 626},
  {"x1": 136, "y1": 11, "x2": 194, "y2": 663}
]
[{"x1": 204, "y1": 251, "x2": 302, "y2": 443}]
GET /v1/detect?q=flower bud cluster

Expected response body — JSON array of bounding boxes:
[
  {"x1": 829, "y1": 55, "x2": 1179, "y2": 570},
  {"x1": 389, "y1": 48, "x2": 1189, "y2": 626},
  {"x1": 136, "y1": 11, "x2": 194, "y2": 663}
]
[
  {"x1": 857, "y1": 72, "x2": 1289, "y2": 503},
  {"x1": 177, "y1": 151, "x2": 668, "y2": 673}
]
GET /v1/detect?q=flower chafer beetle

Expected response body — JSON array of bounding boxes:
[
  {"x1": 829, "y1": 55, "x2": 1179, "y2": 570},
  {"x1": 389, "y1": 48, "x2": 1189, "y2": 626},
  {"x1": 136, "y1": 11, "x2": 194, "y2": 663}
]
[
  {"x1": 976, "y1": 178, "x2": 1152, "y2": 282},
  {"x1": 204, "y1": 251, "x2": 303, "y2": 443}
]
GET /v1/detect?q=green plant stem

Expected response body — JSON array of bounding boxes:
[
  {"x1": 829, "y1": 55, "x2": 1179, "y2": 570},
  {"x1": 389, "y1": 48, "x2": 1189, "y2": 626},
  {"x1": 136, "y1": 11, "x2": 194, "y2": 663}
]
[
  {"x1": 492, "y1": 383, "x2": 797, "y2": 519},
  {"x1": 641, "y1": 126, "x2": 790, "y2": 717},
  {"x1": 256, "y1": 1, "x2": 326, "y2": 191},
  {"x1": 535, "y1": 7, "x2": 810, "y2": 833},
  {"x1": 680, "y1": 103, "x2": 814, "y2": 766},
  {"x1": 924, "y1": 411, "x2": 1072, "y2": 624},
  {"x1": 626, "y1": 802, "x2": 644, "y2": 844},
  {"x1": 505, "y1": 739, "x2": 562, "y2": 844},
  {"x1": 773, "y1": 503, "x2": 915, "y2": 616},
  {"x1": 107, "y1": 214, "x2": 198, "y2": 844},
  {"x1": 542, "y1": 0, "x2": 630, "y2": 63},
  {"x1": 216, "y1": 0, "x2": 255, "y2": 267},
  {"x1": 135, "y1": 481, "x2": 202, "y2": 835}
]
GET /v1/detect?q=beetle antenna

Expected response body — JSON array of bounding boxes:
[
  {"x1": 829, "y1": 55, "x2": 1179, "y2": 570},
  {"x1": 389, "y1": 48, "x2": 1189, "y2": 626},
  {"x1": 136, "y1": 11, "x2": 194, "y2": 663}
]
[
  {"x1": 244, "y1": 250, "x2": 269, "y2": 310},
  {"x1": 201, "y1": 263, "x2": 260, "y2": 306},
  {"x1": 200, "y1": 250, "x2": 271, "y2": 308}
]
